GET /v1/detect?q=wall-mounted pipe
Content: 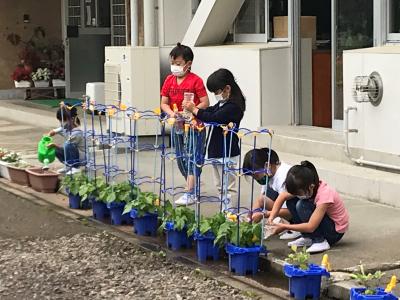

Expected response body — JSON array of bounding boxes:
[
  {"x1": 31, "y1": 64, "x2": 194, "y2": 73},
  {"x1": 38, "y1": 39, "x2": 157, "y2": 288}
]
[
  {"x1": 130, "y1": 0, "x2": 139, "y2": 46},
  {"x1": 344, "y1": 106, "x2": 400, "y2": 171},
  {"x1": 144, "y1": 0, "x2": 156, "y2": 46}
]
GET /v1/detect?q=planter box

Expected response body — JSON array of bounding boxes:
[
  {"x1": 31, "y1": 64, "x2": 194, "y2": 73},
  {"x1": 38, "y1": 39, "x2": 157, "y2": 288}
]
[
  {"x1": 92, "y1": 199, "x2": 110, "y2": 220},
  {"x1": 165, "y1": 222, "x2": 193, "y2": 251},
  {"x1": 284, "y1": 264, "x2": 330, "y2": 300},
  {"x1": 67, "y1": 191, "x2": 90, "y2": 209},
  {"x1": 107, "y1": 202, "x2": 132, "y2": 225},
  {"x1": 7, "y1": 165, "x2": 30, "y2": 186},
  {"x1": 26, "y1": 167, "x2": 59, "y2": 193},
  {"x1": 194, "y1": 232, "x2": 220, "y2": 262},
  {"x1": 130, "y1": 209, "x2": 158, "y2": 236},
  {"x1": 52, "y1": 79, "x2": 66, "y2": 87},
  {"x1": 350, "y1": 288, "x2": 398, "y2": 300},
  {"x1": 14, "y1": 80, "x2": 31, "y2": 88},
  {"x1": 225, "y1": 244, "x2": 264, "y2": 276},
  {"x1": 0, "y1": 161, "x2": 10, "y2": 179},
  {"x1": 33, "y1": 80, "x2": 49, "y2": 88}
]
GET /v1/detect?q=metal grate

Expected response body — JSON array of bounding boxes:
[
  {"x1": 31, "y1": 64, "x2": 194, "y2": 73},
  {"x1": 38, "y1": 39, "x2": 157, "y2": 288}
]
[
  {"x1": 68, "y1": 0, "x2": 81, "y2": 26},
  {"x1": 111, "y1": 0, "x2": 127, "y2": 46}
]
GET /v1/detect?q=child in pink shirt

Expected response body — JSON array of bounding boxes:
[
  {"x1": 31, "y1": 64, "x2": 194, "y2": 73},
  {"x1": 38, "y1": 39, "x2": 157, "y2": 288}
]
[{"x1": 268, "y1": 161, "x2": 349, "y2": 253}]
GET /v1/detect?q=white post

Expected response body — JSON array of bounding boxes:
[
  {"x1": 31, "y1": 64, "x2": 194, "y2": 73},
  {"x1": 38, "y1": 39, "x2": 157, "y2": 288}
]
[
  {"x1": 144, "y1": 0, "x2": 157, "y2": 46},
  {"x1": 130, "y1": 0, "x2": 139, "y2": 46}
]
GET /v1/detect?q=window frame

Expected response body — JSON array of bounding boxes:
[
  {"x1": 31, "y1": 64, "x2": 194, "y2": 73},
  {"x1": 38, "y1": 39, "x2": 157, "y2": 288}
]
[
  {"x1": 233, "y1": 0, "x2": 289, "y2": 43},
  {"x1": 386, "y1": 0, "x2": 400, "y2": 41}
]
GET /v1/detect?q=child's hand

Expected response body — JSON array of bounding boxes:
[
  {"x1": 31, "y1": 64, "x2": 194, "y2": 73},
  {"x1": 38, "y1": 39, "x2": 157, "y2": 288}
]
[
  {"x1": 48, "y1": 130, "x2": 56, "y2": 137},
  {"x1": 46, "y1": 143, "x2": 57, "y2": 149},
  {"x1": 183, "y1": 100, "x2": 195, "y2": 112},
  {"x1": 271, "y1": 223, "x2": 287, "y2": 235}
]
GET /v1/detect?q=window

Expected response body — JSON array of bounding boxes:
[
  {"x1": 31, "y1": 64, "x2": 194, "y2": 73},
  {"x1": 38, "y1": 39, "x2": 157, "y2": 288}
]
[
  {"x1": 388, "y1": 0, "x2": 400, "y2": 40},
  {"x1": 111, "y1": 0, "x2": 127, "y2": 46},
  {"x1": 68, "y1": 0, "x2": 81, "y2": 26},
  {"x1": 234, "y1": 0, "x2": 288, "y2": 43}
]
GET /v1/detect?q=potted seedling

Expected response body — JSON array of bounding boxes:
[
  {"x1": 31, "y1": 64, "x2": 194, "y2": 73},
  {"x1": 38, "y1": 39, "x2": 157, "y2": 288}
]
[
  {"x1": 214, "y1": 219, "x2": 263, "y2": 276},
  {"x1": 284, "y1": 245, "x2": 330, "y2": 300},
  {"x1": 104, "y1": 181, "x2": 136, "y2": 225},
  {"x1": 188, "y1": 212, "x2": 226, "y2": 262},
  {"x1": 350, "y1": 265, "x2": 398, "y2": 300},
  {"x1": 31, "y1": 67, "x2": 51, "y2": 87},
  {"x1": 79, "y1": 178, "x2": 109, "y2": 220},
  {"x1": 160, "y1": 202, "x2": 195, "y2": 251},
  {"x1": 123, "y1": 190, "x2": 160, "y2": 236},
  {"x1": 7, "y1": 160, "x2": 31, "y2": 186},
  {"x1": 60, "y1": 173, "x2": 90, "y2": 209}
]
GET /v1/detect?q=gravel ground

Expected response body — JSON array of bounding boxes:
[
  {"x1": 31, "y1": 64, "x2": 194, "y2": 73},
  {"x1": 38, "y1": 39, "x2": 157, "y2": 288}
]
[
  {"x1": 0, "y1": 189, "x2": 255, "y2": 300},
  {"x1": 0, "y1": 233, "x2": 254, "y2": 300}
]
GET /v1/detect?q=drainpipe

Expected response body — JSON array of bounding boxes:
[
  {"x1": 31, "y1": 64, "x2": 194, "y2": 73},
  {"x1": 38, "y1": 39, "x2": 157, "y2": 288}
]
[
  {"x1": 143, "y1": 0, "x2": 156, "y2": 46},
  {"x1": 130, "y1": 0, "x2": 139, "y2": 46},
  {"x1": 344, "y1": 106, "x2": 400, "y2": 171}
]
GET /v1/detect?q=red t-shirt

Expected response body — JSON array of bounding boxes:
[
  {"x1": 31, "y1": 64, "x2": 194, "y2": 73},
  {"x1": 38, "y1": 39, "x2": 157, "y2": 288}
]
[{"x1": 160, "y1": 72, "x2": 207, "y2": 111}]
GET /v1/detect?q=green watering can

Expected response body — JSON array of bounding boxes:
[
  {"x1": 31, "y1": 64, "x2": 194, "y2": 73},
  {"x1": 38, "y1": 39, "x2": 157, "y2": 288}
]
[{"x1": 38, "y1": 135, "x2": 56, "y2": 168}]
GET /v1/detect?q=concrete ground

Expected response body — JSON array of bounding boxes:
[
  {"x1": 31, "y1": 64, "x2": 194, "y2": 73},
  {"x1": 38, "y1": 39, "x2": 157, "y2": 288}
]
[{"x1": 1, "y1": 102, "x2": 400, "y2": 297}]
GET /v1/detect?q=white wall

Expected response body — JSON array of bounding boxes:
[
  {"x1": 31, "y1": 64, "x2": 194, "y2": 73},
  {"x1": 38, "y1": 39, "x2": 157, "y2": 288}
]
[
  {"x1": 344, "y1": 47, "x2": 400, "y2": 160},
  {"x1": 158, "y1": 0, "x2": 193, "y2": 46},
  {"x1": 260, "y1": 47, "x2": 291, "y2": 126}
]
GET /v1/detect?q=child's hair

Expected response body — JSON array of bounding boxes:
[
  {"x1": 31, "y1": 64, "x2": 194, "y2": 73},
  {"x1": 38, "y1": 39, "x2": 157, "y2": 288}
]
[
  {"x1": 243, "y1": 148, "x2": 279, "y2": 174},
  {"x1": 285, "y1": 161, "x2": 320, "y2": 197},
  {"x1": 206, "y1": 68, "x2": 246, "y2": 112},
  {"x1": 169, "y1": 43, "x2": 194, "y2": 62},
  {"x1": 56, "y1": 104, "x2": 80, "y2": 130}
]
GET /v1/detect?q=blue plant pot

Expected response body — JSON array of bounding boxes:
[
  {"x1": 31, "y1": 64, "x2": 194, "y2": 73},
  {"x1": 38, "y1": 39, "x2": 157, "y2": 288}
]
[
  {"x1": 92, "y1": 199, "x2": 109, "y2": 220},
  {"x1": 284, "y1": 264, "x2": 330, "y2": 300},
  {"x1": 194, "y1": 232, "x2": 220, "y2": 262},
  {"x1": 130, "y1": 209, "x2": 158, "y2": 236},
  {"x1": 225, "y1": 244, "x2": 264, "y2": 276},
  {"x1": 68, "y1": 193, "x2": 91, "y2": 209},
  {"x1": 165, "y1": 222, "x2": 193, "y2": 251},
  {"x1": 107, "y1": 202, "x2": 132, "y2": 226},
  {"x1": 350, "y1": 288, "x2": 398, "y2": 300}
]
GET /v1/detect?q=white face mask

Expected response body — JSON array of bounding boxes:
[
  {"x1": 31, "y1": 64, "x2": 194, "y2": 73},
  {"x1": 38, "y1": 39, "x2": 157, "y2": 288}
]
[
  {"x1": 171, "y1": 65, "x2": 185, "y2": 77},
  {"x1": 296, "y1": 195, "x2": 309, "y2": 200},
  {"x1": 215, "y1": 93, "x2": 224, "y2": 102}
]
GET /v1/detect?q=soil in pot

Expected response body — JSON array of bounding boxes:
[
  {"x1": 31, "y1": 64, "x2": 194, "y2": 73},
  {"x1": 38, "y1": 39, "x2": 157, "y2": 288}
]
[{"x1": 26, "y1": 168, "x2": 59, "y2": 193}]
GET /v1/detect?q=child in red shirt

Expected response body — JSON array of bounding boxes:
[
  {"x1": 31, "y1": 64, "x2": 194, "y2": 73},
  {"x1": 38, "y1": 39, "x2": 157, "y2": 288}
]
[{"x1": 160, "y1": 43, "x2": 209, "y2": 205}]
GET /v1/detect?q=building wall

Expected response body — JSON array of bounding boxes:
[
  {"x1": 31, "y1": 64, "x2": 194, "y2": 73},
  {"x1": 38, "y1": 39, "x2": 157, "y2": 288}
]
[{"x1": 0, "y1": 0, "x2": 61, "y2": 89}]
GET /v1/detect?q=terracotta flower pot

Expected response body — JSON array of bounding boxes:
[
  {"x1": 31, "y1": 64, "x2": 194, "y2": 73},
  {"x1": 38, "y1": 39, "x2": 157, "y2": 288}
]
[
  {"x1": 7, "y1": 165, "x2": 30, "y2": 186},
  {"x1": 26, "y1": 167, "x2": 59, "y2": 193}
]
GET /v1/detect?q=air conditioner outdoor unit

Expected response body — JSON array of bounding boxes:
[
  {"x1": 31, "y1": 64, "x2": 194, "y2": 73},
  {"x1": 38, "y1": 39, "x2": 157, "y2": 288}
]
[
  {"x1": 343, "y1": 46, "x2": 400, "y2": 168},
  {"x1": 104, "y1": 46, "x2": 161, "y2": 136}
]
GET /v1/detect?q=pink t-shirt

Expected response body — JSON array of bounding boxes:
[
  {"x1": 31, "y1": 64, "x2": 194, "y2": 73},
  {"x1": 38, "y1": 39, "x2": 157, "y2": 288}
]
[{"x1": 314, "y1": 180, "x2": 349, "y2": 233}]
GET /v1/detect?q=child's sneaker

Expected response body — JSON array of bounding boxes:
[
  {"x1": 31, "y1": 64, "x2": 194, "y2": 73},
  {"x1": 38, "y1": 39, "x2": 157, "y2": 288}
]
[
  {"x1": 66, "y1": 168, "x2": 81, "y2": 175},
  {"x1": 175, "y1": 193, "x2": 195, "y2": 206},
  {"x1": 287, "y1": 237, "x2": 313, "y2": 247},
  {"x1": 57, "y1": 167, "x2": 67, "y2": 174},
  {"x1": 279, "y1": 231, "x2": 302, "y2": 240},
  {"x1": 306, "y1": 239, "x2": 330, "y2": 253}
]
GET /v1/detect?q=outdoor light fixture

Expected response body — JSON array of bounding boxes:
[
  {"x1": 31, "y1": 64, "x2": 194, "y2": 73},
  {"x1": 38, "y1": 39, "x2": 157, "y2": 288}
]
[{"x1": 23, "y1": 14, "x2": 30, "y2": 23}]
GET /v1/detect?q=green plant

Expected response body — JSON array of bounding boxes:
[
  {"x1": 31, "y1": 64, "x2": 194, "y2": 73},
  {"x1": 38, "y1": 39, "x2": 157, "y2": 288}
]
[
  {"x1": 285, "y1": 245, "x2": 310, "y2": 270},
  {"x1": 187, "y1": 212, "x2": 226, "y2": 237},
  {"x1": 1, "y1": 151, "x2": 22, "y2": 163},
  {"x1": 350, "y1": 264, "x2": 385, "y2": 295},
  {"x1": 98, "y1": 181, "x2": 137, "y2": 204},
  {"x1": 31, "y1": 67, "x2": 51, "y2": 81},
  {"x1": 123, "y1": 190, "x2": 160, "y2": 216},
  {"x1": 214, "y1": 220, "x2": 262, "y2": 248},
  {"x1": 60, "y1": 173, "x2": 88, "y2": 196},
  {"x1": 160, "y1": 202, "x2": 196, "y2": 232},
  {"x1": 78, "y1": 178, "x2": 106, "y2": 201}
]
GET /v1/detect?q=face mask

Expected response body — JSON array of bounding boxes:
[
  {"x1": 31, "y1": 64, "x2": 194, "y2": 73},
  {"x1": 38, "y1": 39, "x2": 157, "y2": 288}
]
[
  {"x1": 215, "y1": 93, "x2": 224, "y2": 102},
  {"x1": 296, "y1": 195, "x2": 309, "y2": 200},
  {"x1": 256, "y1": 176, "x2": 267, "y2": 185},
  {"x1": 171, "y1": 65, "x2": 186, "y2": 77}
]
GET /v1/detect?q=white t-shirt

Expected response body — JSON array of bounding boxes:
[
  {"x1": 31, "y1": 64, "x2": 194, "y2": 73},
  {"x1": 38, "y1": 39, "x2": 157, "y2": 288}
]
[{"x1": 261, "y1": 162, "x2": 292, "y2": 208}]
